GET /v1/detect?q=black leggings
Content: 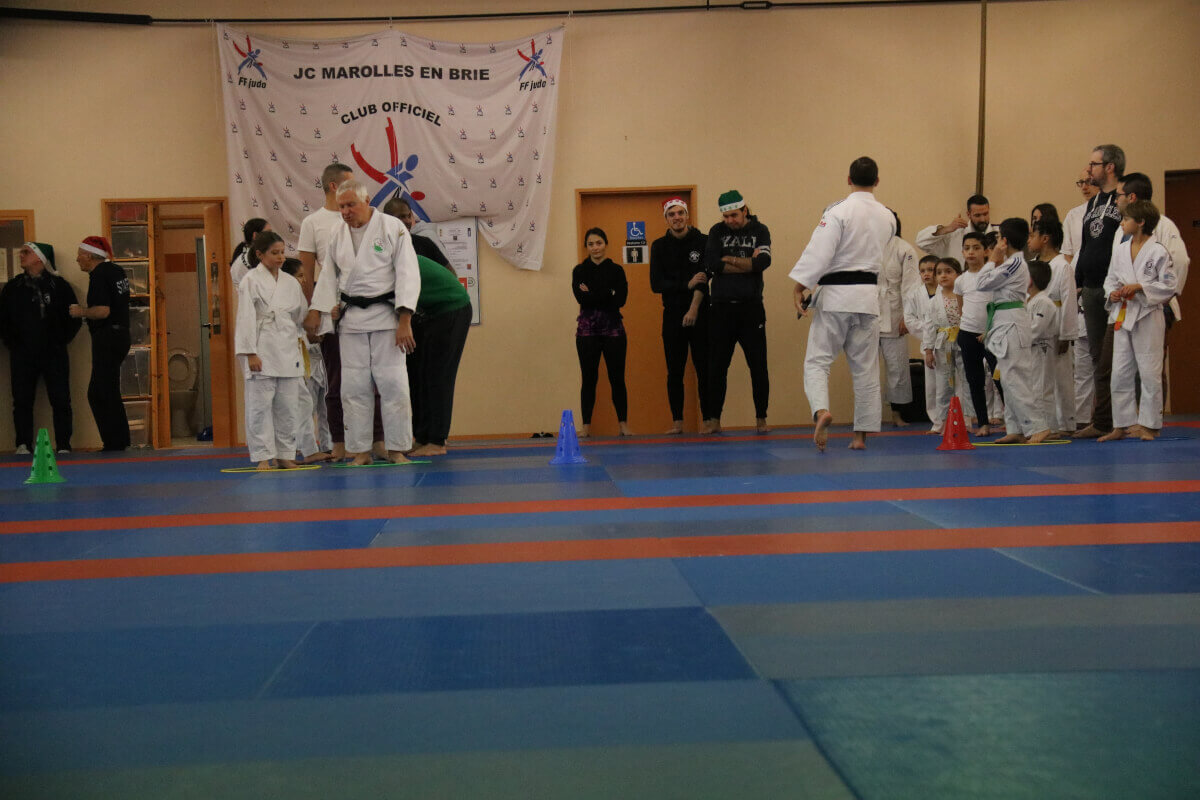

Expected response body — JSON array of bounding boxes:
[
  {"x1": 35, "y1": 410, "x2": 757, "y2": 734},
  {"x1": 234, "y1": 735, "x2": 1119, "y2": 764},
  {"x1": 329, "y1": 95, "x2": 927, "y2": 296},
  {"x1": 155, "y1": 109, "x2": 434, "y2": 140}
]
[
  {"x1": 957, "y1": 329, "x2": 1002, "y2": 424},
  {"x1": 576, "y1": 334, "x2": 628, "y2": 424}
]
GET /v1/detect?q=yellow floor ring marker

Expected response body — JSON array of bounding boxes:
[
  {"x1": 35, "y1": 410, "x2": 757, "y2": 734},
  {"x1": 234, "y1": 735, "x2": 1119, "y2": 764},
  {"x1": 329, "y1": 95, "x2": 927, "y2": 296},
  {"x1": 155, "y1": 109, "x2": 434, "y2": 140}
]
[
  {"x1": 973, "y1": 439, "x2": 1072, "y2": 447},
  {"x1": 220, "y1": 465, "x2": 324, "y2": 473}
]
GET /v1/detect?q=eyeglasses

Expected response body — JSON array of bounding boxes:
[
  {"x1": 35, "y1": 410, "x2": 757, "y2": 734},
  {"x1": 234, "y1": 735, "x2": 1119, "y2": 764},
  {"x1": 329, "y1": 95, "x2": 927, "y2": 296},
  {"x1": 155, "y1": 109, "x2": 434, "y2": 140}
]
[
  {"x1": 1075, "y1": 180, "x2": 1088, "y2": 187},
  {"x1": 1087, "y1": 161, "x2": 1106, "y2": 168}
]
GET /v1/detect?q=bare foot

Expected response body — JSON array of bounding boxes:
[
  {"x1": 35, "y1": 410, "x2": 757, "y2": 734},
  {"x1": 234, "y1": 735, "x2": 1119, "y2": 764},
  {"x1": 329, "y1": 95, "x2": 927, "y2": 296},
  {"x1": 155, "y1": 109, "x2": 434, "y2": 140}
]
[
  {"x1": 1073, "y1": 424, "x2": 1105, "y2": 439},
  {"x1": 1136, "y1": 427, "x2": 1158, "y2": 441},
  {"x1": 994, "y1": 433, "x2": 1028, "y2": 444},
  {"x1": 989, "y1": 418, "x2": 1004, "y2": 426},
  {"x1": 255, "y1": 460, "x2": 273, "y2": 471},
  {"x1": 331, "y1": 443, "x2": 346, "y2": 459},
  {"x1": 975, "y1": 425, "x2": 991, "y2": 437},
  {"x1": 892, "y1": 412, "x2": 909, "y2": 428},
  {"x1": 1097, "y1": 428, "x2": 1126, "y2": 442},
  {"x1": 578, "y1": 425, "x2": 590, "y2": 439},
  {"x1": 349, "y1": 452, "x2": 373, "y2": 466},
  {"x1": 664, "y1": 422, "x2": 684, "y2": 435},
  {"x1": 928, "y1": 427, "x2": 943, "y2": 435},
  {"x1": 813, "y1": 410, "x2": 833, "y2": 452},
  {"x1": 618, "y1": 422, "x2": 634, "y2": 437},
  {"x1": 411, "y1": 444, "x2": 446, "y2": 456},
  {"x1": 388, "y1": 450, "x2": 412, "y2": 464},
  {"x1": 304, "y1": 451, "x2": 333, "y2": 463},
  {"x1": 848, "y1": 432, "x2": 867, "y2": 450},
  {"x1": 372, "y1": 441, "x2": 388, "y2": 459},
  {"x1": 756, "y1": 418, "x2": 771, "y2": 434},
  {"x1": 1028, "y1": 429, "x2": 1052, "y2": 444},
  {"x1": 278, "y1": 459, "x2": 299, "y2": 469}
]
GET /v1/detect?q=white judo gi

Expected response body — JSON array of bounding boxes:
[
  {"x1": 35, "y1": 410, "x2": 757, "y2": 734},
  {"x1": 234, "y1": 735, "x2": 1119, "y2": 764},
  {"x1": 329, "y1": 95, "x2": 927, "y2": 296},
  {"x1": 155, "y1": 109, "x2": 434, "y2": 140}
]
[
  {"x1": 976, "y1": 253, "x2": 1048, "y2": 437},
  {"x1": 235, "y1": 267, "x2": 308, "y2": 463},
  {"x1": 230, "y1": 250, "x2": 252, "y2": 290},
  {"x1": 310, "y1": 209, "x2": 420, "y2": 453},
  {"x1": 921, "y1": 287, "x2": 970, "y2": 432},
  {"x1": 1105, "y1": 236, "x2": 1177, "y2": 430},
  {"x1": 915, "y1": 222, "x2": 999, "y2": 261},
  {"x1": 905, "y1": 285, "x2": 939, "y2": 422},
  {"x1": 791, "y1": 190, "x2": 896, "y2": 432},
  {"x1": 1046, "y1": 254, "x2": 1080, "y2": 431},
  {"x1": 878, "y1": 236, "x2": 921, "y2": 407},
  {"x1": 295, "y1": 336, "x2": 331, "y2": 457},
  {"x1": 1027, "y1": 291, "x2": 1060, "y2": 435},
  {"x1": 1061, "y1": 202, "x2": 1087, "y2": 262}
]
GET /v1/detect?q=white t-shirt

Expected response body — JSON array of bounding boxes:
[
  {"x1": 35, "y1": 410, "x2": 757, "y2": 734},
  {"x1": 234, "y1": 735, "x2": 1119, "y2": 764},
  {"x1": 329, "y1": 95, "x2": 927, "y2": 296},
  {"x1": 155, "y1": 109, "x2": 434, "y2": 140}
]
[
  {"x1": 954, "y1": 268, "x2": 991, "y2": 334},
  {"x1": 297, "y1": 207, "x2": 343, "y2": 280}
]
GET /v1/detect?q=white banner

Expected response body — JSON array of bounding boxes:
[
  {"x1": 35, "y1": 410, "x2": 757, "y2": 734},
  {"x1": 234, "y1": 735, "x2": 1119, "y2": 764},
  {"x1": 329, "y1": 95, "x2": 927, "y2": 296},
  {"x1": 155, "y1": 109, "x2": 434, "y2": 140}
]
[{"x1": 218, "y1": 24, "x2": 563, "y2": 271}]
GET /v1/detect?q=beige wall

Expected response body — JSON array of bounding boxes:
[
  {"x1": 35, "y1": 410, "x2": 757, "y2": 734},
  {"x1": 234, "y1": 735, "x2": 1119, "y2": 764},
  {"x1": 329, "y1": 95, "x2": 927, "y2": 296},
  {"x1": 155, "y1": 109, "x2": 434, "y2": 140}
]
[{"x1": 2, "y1": 0, "x2": 1198, "y2": 448}]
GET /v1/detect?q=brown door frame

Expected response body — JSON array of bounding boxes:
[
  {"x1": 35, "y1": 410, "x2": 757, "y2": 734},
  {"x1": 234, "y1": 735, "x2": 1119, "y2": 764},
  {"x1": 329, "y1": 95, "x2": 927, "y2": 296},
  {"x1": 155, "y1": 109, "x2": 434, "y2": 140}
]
[
  {"x1": 100, "y1": 196, "x2": 235, "y2": 448},
  {"x1": 574, "y1": 186, "x2": 698, "y2": 263}
]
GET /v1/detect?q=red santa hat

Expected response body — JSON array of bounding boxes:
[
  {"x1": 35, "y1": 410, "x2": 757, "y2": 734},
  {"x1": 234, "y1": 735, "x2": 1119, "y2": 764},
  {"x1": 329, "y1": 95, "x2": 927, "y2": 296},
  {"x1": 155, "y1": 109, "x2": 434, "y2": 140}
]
[
  {"x1": 79, "y1": 236, "x2": 114, "y2": 260},
  {"x1": 662, "y1": 196, "x2": 688, "y2": 215}
]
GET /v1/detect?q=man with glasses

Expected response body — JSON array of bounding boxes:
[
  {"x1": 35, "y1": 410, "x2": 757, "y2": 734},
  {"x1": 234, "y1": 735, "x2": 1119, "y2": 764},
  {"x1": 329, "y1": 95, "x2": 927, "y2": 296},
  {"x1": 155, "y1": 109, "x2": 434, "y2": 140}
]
[
  {"x1": 1062, "y1": 170, "x2": 1098, "y2": 264},
  {"x1": 1073, "y1": 144, "x2": 1124, "y2": 439}
]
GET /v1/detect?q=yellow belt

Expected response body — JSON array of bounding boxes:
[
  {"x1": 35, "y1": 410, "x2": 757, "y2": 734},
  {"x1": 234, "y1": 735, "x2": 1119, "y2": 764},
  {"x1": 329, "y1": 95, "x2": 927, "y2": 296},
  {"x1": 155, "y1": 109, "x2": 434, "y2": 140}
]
[
  {"x1": 299, "y1": 338, "x2": 311, "y2": 378},
  {"x1": 939, "y1": 325, "x2": 960, "y2": 343},
  {"x1": 1053, "y1": 300, "x2": 1063, "y2": 307}
]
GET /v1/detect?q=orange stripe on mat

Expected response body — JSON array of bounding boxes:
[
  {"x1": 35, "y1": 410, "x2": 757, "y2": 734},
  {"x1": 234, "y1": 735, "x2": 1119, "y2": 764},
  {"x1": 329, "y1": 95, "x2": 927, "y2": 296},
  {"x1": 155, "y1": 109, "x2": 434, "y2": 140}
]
[
  {"x1": 2, "y1": 521, "x2": 1199, "y2": 584},
  {"x1": 3, "y1": 480, "x2": 1199, "y2": 536}
]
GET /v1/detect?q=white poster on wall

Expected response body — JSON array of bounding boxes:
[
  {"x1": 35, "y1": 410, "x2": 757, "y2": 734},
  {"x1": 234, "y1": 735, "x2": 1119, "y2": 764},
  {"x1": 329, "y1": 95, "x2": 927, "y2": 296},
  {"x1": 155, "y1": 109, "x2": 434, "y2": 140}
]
[
  {"x1": 436, "y1": 220, "x2": 481, "y2": 324},
  {"x1": 217, "y1": 24, "x2": 563, "y2": 271}
]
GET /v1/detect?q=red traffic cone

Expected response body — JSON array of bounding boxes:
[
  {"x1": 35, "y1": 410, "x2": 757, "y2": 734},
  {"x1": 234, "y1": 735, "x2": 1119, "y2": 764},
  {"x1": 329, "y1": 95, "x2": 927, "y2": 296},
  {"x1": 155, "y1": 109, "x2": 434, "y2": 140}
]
[{"x1": 937, "y1": 397, "x2": 975, "y2": 451}]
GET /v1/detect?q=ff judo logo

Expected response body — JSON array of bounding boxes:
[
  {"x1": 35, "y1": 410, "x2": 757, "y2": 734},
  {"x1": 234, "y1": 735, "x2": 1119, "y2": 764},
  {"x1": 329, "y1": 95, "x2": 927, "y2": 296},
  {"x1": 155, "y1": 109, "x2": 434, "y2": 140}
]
[
  {"x1": 516, "y1": 37, "x2": 548, "y2": 91},
  {"x1": 232, "y1": 35, "x2": 268, "y2": 89},
  {"x1": 350, "y1": 115, "x2": 431, "y2": 220}
]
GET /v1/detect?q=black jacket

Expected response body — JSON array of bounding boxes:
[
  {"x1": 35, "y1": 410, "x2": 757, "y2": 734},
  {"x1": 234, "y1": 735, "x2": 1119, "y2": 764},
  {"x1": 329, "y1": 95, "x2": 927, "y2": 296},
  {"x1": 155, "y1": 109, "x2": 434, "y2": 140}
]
[
  {"x1": 650, "y1": 227, "x2": 708, "y2": 308},
  {"x1": 0, "y1": 271, "x2": 81, "y2": 352},
  {"x1": 703, "y1": 215, "x2": 772, "y2": 302},
  {"x1": 571, "y1": 257, "x2": 628, "y2": 314}
]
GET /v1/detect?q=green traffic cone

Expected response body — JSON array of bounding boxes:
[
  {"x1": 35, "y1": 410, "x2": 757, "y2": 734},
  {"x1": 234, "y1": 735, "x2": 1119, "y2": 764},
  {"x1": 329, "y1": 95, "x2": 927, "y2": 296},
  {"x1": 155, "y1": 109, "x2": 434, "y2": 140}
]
[{"x1": 25, "y1": 428, "x2": 65, "y2": 485}]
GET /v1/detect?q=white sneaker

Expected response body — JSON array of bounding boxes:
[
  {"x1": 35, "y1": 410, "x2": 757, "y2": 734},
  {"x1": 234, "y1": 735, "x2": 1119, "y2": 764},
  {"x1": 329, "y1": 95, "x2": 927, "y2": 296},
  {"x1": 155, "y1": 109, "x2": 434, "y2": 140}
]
[
  {"x1": 15, "y1": 445, "x2": 30, "y2": 455},
  {"x1": 56, "y1": 449, "x2": 70, "y2": 455}
]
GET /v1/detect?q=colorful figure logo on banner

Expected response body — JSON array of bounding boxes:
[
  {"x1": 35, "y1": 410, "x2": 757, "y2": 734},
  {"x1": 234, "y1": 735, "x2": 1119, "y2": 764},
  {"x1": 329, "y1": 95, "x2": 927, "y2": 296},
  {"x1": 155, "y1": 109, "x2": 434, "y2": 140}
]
[
  {"x1": 233, "y1": 36, "x2": 267, "y2": 81},
  {"x1": 351, "y1": 115, "x2": 429, "y2": 218}
]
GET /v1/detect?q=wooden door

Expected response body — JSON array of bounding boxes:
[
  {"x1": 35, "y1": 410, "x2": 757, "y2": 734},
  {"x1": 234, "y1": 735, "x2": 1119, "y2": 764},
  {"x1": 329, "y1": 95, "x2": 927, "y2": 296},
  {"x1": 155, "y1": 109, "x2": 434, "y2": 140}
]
[
  {"x1": 1164, "y1": 170, "x2": 1200, "y2": 413},
  {"x1": 203, "y1": 202, "x2": 237, "y2": 446},
  {"x1": 576, "y1": 187, "x2": 698, "y2": 436}
]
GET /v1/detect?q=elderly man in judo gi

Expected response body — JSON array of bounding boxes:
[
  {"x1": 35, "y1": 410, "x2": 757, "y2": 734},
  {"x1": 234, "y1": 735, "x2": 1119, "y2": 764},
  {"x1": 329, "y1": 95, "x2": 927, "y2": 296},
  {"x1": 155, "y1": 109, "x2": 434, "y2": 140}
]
[
  {"x1": 304, "y1": 179, "x2": 421, "y2": 465},
  {"x1": 791, "y1": 156, "x2": 896, "y2": 452}
]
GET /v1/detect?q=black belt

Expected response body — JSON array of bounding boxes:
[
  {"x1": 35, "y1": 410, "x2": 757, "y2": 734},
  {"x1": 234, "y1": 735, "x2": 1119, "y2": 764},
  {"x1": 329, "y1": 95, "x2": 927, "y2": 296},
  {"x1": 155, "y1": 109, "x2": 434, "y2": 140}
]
[
  {"x1": 818, "y1": 271, "x2": 878, "y2": 286},
  {"x1": 340, "y1": 291, "x2": 395, "y2": 309}
]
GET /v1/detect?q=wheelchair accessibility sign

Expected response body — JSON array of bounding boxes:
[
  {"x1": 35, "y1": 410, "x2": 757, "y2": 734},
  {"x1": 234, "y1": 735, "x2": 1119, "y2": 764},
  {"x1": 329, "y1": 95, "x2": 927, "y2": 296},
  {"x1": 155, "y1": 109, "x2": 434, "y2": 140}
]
[{"x1": 625, "y1": 221, "x2": 646, "y2": 246}]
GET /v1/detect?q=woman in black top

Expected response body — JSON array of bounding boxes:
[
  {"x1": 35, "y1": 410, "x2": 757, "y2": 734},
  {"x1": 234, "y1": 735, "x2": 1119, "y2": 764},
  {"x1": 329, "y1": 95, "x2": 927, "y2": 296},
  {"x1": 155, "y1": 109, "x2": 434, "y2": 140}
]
[{"x1": 572, "y1": 228, "x2": 631, "y2": 437}]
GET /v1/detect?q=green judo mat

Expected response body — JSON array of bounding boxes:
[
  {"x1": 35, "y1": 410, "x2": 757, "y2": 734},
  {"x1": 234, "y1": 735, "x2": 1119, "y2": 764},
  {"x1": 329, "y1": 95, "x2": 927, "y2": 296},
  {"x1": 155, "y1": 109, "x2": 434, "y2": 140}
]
[{"x1": 779, "y1": 671, "x2": 1200, "y2": 800}]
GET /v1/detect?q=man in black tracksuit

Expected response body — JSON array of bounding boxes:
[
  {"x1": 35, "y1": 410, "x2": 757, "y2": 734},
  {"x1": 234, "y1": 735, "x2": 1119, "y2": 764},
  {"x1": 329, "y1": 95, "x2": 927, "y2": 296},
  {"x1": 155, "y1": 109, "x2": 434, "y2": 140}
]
[
  {"x1": 0, "y1": 242, "x2": 81, "y2": 453},
  {"x1": 649, "y1": 196, "x2": 713, "y2": 434},
  {"x1": 704, "y1": 190, "x2": 771, "y2": 433}
]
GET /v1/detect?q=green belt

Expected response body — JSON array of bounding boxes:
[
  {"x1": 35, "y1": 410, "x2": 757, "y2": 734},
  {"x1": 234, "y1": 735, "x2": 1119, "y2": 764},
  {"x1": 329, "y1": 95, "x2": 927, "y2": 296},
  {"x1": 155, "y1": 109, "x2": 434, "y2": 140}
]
[{"x1": 986, "y1": 300, "x2": 1024, "y2": 331}]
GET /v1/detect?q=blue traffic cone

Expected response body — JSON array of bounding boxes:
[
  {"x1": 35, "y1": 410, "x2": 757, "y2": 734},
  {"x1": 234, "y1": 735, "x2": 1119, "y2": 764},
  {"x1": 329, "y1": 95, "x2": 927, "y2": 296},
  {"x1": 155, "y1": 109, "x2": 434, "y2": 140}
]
[{"x1": 549, "y1": 410, "x2": 587, "y2": 465}]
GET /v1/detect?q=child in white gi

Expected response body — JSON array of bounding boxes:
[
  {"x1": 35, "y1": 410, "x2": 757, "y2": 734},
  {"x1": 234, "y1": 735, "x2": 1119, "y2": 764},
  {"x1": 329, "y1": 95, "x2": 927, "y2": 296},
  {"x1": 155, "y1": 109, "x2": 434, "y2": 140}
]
[
  {"x1": 235, "y1": 232, "x2": 308, "y2": 469},
  {"x1": 976, "y1": 219, "x2": 1051, "y2": 444},
  {"x1": 1099, "y1": 200, "x2": 1177, "y2": 442},
  {"x1": 922, "y1": 258, "x2": 968, "y2": 434},
  {"x1": 281, "y1": 258, "x2": 332, "y2": 463},
  {"x1": 1026, "y1": 260, "x2": 1059, "y2": 436},
  {"x1": 908, "y1": 255, "x2": 940, "y2": 424}
]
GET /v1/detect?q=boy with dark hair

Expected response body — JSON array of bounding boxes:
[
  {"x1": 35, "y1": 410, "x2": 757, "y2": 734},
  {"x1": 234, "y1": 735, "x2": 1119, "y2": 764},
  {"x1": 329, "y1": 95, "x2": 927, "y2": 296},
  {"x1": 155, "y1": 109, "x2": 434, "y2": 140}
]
[
  {"x1": 1029, "y1": 217, "x2": 1079, "y2": 435},
  {"x1": 974, "y1": 218, "x2": 1051, "y2": 443},
  {"x1": 1100, "y1": 201, "x2": 1176, "y2": 441},
  {"x1": 1026, "y1": 260, "x2": 1058, "y2": 436}
]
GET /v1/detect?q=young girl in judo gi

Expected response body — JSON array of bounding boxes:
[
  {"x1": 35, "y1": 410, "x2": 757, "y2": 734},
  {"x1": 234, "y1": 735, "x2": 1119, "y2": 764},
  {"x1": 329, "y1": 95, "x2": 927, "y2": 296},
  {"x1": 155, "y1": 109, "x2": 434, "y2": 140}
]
[
  {"x1": 1099, "y1": 200, "x2": 1177, "y2": 442},
  {"x1": 922, "y1": 258, "x2": 968, "y2": 434},
  {"x1": 906, "y1": 255, "x2": 940, "y2": 424},
  {"x1": 281, "y1": 257, "x2": 332, "y2": 463},
  {"x1": 235, "y1": 231, "x2": 309, "y2": 469},
  {"x1": 1026, "y1": 260, "x2": 1060, "y2": 436}
]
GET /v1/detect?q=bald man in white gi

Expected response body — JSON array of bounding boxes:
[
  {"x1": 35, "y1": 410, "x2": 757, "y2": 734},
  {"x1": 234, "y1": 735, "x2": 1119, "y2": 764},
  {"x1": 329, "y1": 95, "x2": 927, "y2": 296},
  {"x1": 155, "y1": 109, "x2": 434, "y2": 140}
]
[
  {"x1": 791, "y1": 156, "x2": 896, "y2": 452},
  {"x1": 305, "y1": 180, "x2": 420, "y2": 465}
]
